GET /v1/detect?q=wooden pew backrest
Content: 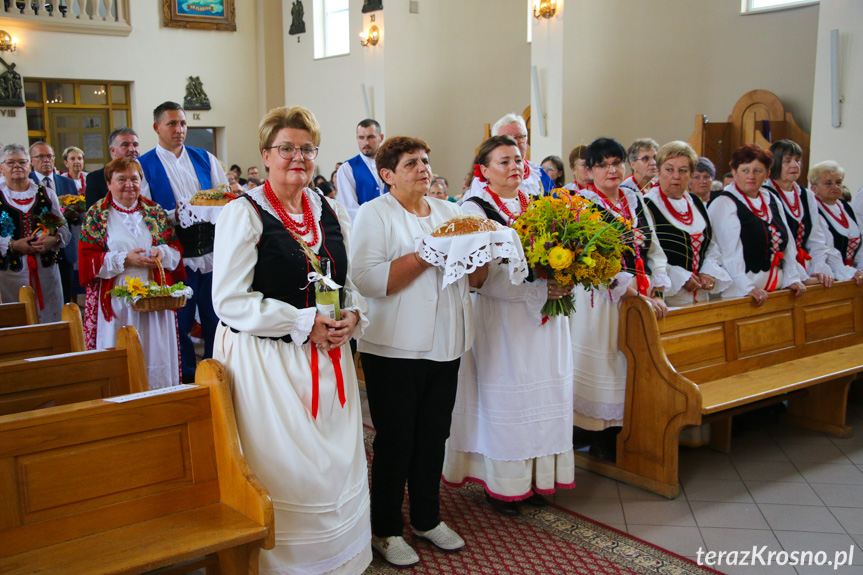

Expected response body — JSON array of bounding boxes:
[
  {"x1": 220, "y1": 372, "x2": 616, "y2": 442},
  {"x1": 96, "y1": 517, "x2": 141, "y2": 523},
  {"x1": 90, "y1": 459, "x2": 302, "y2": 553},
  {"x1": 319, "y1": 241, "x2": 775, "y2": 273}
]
[
  {"x1": 0, "y1": 303, "x2": 85, "y2": 363},
  {"x1": 0, "y1": 286, "x2": 38, "y2": 328}
]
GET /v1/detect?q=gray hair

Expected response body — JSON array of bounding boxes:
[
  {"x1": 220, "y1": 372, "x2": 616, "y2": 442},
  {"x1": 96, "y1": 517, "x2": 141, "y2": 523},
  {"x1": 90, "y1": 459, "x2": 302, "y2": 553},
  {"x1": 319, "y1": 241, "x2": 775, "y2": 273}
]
[
  {"x1": 62, "y1": 146, "x2": 84, "y2": 160},
  {"x1": 492, "y1": 113, "x2": 527, "y2": 137},
  {"x1": 695, "y1": 157, "x2": 716, "y2": 178},
  {"x1": 627, "y1": 138, "x2": 659, "y2": 163},
  {"x1": 808, "y1": 160, "x2": 846, "y2": 187},
  {"x1": 29, "y1": 141, "x2": 53, "y2": 155},
  {"x1": 108, "y1": 127, "x2": 138, "y2": 147},
  {"x1": 1, "y1": 143, "x2": 29, "y2": 162}
]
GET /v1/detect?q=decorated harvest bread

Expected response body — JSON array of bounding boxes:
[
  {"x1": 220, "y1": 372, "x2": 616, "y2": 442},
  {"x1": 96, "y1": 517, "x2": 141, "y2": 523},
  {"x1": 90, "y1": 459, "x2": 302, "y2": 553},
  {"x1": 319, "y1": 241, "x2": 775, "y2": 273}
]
[
  {"x1": 189, "y1": 185, "x2": 237, "y2": 206},
  {"x1": 432, "y1": 214, "x2": 499, "y2": 237}
]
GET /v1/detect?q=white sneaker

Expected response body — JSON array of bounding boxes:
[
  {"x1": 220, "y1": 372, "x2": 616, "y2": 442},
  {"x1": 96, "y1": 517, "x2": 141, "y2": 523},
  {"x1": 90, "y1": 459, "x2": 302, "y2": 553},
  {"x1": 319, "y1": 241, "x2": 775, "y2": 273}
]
[
  {"x1": 371, "y1": 535, "x2": 420, "y2": 567},
  {"x1": 412, "y1": 521, "x2": 465, "y2": 552}
]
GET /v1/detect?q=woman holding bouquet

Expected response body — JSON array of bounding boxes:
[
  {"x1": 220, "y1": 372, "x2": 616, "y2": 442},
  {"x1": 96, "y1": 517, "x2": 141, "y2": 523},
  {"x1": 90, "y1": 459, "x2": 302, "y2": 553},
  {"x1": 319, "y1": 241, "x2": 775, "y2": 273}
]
[
  {"x1": 443, "y1": 135, "x2": 575, "y2": 516},
  {"x1": 0, "y1": 143, "x2": 69, "y2": 323},
  {"x1": 571, "y1": 137, "x2": 669, "y2": 461},
  {"x1": 78, "y1": 157, "x2": 184, "y2": 388},
  {"x1": 643, "y1": 141, "x2": 730, "y2": 306},
  {"x1": 212, "y1": 107, "x2": 372, "y2": 574}
]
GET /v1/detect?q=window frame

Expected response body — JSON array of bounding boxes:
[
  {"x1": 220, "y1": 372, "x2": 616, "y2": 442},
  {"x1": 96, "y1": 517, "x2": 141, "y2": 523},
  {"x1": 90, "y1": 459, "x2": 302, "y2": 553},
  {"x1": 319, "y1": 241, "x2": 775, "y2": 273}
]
[
  {"x1": 313, "y1": 0, "x2": 350, "y2": 60},
  {"x1": 741, "y1": 0, "x2": 819, "y2": 15}
]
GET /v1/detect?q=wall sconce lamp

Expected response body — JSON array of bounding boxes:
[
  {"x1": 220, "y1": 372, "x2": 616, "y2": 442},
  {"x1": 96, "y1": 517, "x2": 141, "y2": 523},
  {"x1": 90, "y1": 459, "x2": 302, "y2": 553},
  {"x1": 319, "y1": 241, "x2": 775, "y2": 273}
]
[
  {"x1": 0, "y1": 30, "x2": 18, "y2": 53},
  {"x1": 360, "y1": 25, "x2": 380, "y2": 47},
  {"x1": 533, "y1": 0, "x2": 557, "y2": 19}
]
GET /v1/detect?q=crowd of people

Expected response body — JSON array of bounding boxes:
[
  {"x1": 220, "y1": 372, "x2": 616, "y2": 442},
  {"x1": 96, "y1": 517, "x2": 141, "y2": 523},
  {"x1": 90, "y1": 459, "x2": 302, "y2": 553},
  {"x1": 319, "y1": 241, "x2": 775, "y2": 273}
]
[{"x1": 2, "y1": 105, "x2": 863, "y2": 575}]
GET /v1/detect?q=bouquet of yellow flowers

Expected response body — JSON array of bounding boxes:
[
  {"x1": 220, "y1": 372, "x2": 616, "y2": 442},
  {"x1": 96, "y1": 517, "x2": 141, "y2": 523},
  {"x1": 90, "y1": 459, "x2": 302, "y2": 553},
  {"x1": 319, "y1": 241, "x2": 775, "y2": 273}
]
[
  {"x1": 513, "y1": 189, "x2": 632, "y2": 318},
  {"x1": 58, "y1": 193, "x2": 87, "y2": 224}
]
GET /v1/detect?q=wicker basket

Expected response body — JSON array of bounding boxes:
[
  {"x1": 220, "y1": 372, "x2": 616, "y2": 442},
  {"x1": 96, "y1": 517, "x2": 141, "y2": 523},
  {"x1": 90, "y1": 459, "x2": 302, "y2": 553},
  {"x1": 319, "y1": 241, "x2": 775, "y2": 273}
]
[{"x1": 131, "y1": 259, "x2": 187, "y2": 313}]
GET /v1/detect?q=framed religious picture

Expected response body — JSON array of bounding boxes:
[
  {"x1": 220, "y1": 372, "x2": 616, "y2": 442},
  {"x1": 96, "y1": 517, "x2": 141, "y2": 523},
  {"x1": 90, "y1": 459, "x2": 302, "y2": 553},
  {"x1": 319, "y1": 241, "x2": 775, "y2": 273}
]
[{"x1": 162, "y1": 0, "x2": 236, "y2": 31}]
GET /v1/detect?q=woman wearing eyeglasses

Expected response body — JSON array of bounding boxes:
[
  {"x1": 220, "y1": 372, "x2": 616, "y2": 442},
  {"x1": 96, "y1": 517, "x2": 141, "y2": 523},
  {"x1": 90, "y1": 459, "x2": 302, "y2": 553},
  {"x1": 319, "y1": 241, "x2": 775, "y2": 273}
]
[
  {"x1": 571, "y1": 137, "x2": 669, "y2": 461},
  {"x1": 212, "y1": 107, "x2": 373, "y2": 574},
  {"x1": 809, "y1": 161, "x2": 863, "y2": 285}
]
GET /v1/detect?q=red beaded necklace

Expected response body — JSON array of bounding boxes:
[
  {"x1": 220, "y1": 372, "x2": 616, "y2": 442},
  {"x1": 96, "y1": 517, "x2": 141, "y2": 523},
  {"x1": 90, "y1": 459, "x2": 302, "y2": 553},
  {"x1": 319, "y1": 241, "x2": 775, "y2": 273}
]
[
  {"x1": 589, "y1": 183, "x2": 632, "y2": 223},
  {"x1": 486, "y1": 186, "x2": 528, "y2": 224},
  {"x1": 110, "y1": 196, "x2": 139, "y2": 214},
  {"x1": 737, "y1": 183, "x2": 770, "y2": 222},
  {"x1": 818, "y1": 198, "x2": 850, "y2": 229},
  {"x1": 264, "y1": 180, "x2": 319, "y2": 245},
  {"x1": 773, "y1": 179, "x2": 802, "y2": 219},
  {"x1": 659, "y1": 187, "x2": 694, "y2": 226}
]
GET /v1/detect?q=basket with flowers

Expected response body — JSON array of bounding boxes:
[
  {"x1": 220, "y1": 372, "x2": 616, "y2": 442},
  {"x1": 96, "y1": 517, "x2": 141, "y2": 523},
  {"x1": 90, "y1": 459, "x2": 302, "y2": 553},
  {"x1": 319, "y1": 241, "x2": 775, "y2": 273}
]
[
  {"x1": 109, "y1": 259, "x2": 192, "y2": 313},
  {"x1": 513, "y1": 189, "x2": 632, "y2": 318},
  {"x1": 58, "y1": 193, "x2": 87, "y2": 224}
]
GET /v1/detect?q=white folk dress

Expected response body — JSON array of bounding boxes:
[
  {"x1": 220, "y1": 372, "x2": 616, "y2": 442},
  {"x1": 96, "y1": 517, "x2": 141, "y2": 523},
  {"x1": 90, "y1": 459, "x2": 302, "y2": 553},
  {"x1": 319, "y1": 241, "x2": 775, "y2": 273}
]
[
  {"x1": 212, "y1": 187, "x2": 371, "y2": 575},
  {"x1": 0, "y1": 181, "x2": 69, "y2": 323},
  {"x1": 571, "y1": 186, "x2": 669, "y2": 430},
  {"x1": 93, "y1": 205, "x2": 182, "y2": 389},
  {"x1": 817, "y1": 200, "x2": 863, "y2": 273},
  {"x1": 443, "y1": 188, "x2": 575, "y2": 500}
]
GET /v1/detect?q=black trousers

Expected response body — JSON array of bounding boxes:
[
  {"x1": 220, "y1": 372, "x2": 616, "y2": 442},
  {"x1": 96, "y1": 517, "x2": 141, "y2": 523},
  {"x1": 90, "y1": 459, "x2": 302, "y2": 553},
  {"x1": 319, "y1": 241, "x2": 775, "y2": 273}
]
[{"x1": 361, "y1": 352, "x2": 460, "y2": 537}]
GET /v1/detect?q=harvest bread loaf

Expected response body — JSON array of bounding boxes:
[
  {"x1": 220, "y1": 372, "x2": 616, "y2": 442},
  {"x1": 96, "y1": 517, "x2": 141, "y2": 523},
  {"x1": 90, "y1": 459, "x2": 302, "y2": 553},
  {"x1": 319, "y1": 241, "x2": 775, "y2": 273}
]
[
  {"x1": 189, "y1": 185, "x2": 237, "y2": 206},
  {"x1": 432, "y1": 214, "x2": 499, "y2": 237}
]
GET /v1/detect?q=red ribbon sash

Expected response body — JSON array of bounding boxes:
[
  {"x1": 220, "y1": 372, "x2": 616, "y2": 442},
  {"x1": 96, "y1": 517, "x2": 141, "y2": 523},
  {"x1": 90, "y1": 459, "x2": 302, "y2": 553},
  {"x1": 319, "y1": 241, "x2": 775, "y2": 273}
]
[
  {"x1": 635, "y1": 256, "x2": 649, "y2": 296},
  {"x1": 26, "y1": 254, "x2": 45, "y2": 310},
  {"x1": 765, "y1": 252, "x2": 784, "y2": 293},
  {"x1": 309, "y1": 345, "x2": 347, "y2": 419}
]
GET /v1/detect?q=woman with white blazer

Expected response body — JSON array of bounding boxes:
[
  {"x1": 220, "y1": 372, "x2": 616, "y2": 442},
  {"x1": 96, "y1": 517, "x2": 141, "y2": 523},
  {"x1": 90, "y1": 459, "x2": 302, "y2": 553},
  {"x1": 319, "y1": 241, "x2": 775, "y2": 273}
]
[{"x1": 351, "y1": 136, "x2": 487, "y2": 568}]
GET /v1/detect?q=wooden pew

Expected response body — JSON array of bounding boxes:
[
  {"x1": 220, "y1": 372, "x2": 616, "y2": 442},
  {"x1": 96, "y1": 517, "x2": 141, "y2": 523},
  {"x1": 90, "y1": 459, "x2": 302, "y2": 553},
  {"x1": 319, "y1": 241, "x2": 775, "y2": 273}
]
[
  {"x1": 0, "y1": 325, "x2": 147, "y2": 416},
  {"x1": 0, "y1": 285, "x2": 38, "y2": 327},
  {"x1": 573, "y1": 281, "x2": 863, "y2": 498},
  {"x1": 0, "y1": 359, "x2": 274, "y2": 575},
  {"x1": 0, "y1": 302, "x2": 85, "y2": 363}
]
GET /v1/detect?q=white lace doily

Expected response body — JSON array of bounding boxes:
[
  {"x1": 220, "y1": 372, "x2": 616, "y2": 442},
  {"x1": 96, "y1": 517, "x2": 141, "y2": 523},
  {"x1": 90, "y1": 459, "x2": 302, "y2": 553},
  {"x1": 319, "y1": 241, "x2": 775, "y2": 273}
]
[
  {"x1": 416, "y1": 227, "x2": 527, "y2": 289},
  {"x1": 176, "y1": 200, "x2": 224, "y2": 228}
]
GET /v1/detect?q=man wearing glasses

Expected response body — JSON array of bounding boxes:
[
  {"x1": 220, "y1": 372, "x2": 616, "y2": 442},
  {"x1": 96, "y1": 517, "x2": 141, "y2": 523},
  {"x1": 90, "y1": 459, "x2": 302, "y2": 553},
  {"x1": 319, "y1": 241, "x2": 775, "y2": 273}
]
[
  {"x1": 139, "y1": 101, "x2": 228, "y2": 383},
  {"x1": 468, "y1": 113, "x2": 554, "y2": 199},
  {"x1": 336, "y1": 118, "x2": 386, "y2": 221}
]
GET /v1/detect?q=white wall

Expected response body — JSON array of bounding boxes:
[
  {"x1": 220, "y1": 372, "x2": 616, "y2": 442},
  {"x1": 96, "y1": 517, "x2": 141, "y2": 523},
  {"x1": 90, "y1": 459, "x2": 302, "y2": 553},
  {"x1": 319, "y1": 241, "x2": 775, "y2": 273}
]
[
  {"x1": 810, "y1": 0, "x2": 863, "y2": 192},
  {"x1": 0, "y1": 2, "x2": 264, "y2": 171},
  {"x1": 549, "y1": 0, "x2": 819, "y2": 164},
  {"x1": 283, "y1": 0, "x2": 531, "y2": 187}
]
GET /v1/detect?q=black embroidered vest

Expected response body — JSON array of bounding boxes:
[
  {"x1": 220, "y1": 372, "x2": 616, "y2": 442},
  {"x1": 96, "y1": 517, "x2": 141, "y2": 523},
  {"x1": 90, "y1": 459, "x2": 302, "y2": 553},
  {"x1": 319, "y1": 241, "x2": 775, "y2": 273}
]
[
  {"x1": 719, "y1": 191, "x2": 789, "y2": 274},
  {"x1": 0, "y1": 186, "x2": 60, "y2": 272},
  {"x1": 244, "y1": 194, "x2": 347, "y2": 311},
  {"x1": 644, "y1": 194, "x2": 713, "y2": 273},
  {"x1": 820, "y1": 200, "x2": 860, "y2": 264},
  {"x1": 765, "y1": 182, "x2": 813, "y2": 250},
  {"x1": 593, "y1": 192, "x2": 654, "y2": 276}
]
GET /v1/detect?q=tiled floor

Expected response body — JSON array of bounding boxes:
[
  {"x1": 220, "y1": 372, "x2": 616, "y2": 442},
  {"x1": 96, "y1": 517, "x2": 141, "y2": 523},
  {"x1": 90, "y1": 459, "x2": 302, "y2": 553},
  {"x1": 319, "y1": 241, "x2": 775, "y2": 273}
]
[{"x1": 361, "y1": 394, "x2": 863, "y2": 575}]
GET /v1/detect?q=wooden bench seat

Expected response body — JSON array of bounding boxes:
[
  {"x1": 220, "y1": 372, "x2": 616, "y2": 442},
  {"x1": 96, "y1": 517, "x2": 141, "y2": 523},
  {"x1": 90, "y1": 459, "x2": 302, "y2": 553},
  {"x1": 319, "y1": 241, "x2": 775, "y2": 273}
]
[
  {"x1": 0, "y1": 286, "x2": 38, "y2": 327},
  {"x1": 0, "y1": 302, "x2": 85, "y2": 363},
  {"x1": 572, "y1": 281, "x2": 863, "y2": 498},
  {"x1": 0, "y1": 325, "x2": 146, "y2": 416},
  {"x1": 0, "y1": 359, "x2": 274, "y2": 575}
]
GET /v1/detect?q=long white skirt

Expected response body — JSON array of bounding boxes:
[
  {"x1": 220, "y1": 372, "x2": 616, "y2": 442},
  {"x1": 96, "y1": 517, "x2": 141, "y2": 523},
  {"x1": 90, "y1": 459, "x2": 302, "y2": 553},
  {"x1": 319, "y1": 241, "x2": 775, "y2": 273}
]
[
  {"x1": 96, "y1": 295, "x2": 180, "y2": 389},
  {"x1": 571, "y1": 286, "x2": 627, "y2": 431},
  {"x1": 444, "y1": 288, "x2": 575, "y2": 499},
  {"x1": 0, "y1": 260, "x2": 63, "y2": 323},
  {"x1": 215, "y1": 324, "x2": 371, "y2": 575}
]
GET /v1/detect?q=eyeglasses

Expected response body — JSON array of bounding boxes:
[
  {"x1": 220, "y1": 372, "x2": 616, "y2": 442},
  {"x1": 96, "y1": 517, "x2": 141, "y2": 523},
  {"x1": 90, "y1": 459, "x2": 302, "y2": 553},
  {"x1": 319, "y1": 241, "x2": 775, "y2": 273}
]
[
  {"x1": 2, "y1": 159, "x2": 28, "y2": 167},
  {"x1": 635, "y1": 155, "x2": 656, "y2": 164},
  {"x1": 594, "y1": 160, "x2": 625, "y2": 171},
  {"x1": 511, "y1": 134, "x2": 528, "y2": 143},
  {"x1": 266, "y1": 144, "x2": 319, "y2": 161},
  {"x1": 32, "y1": 154, "x2": 55, "y2": 160}
]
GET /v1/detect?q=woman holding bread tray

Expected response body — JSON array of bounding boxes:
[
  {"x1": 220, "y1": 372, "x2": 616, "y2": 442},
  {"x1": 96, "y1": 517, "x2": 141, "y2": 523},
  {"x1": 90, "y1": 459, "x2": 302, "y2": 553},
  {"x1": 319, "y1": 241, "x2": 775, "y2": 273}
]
[
  {"x1": 351, "y1": 136, "x2": 488, "y2": 567},
  {"x1": 442, "y1": 135, "x2": 575, "y2": 517}
]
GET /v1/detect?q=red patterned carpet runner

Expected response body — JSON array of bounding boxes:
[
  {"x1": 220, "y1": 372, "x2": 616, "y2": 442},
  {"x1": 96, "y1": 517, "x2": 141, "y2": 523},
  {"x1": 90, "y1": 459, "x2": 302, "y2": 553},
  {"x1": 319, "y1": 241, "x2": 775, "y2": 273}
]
[{"x1": 362, "y1": 427, "x2": 722, "y2": 574}]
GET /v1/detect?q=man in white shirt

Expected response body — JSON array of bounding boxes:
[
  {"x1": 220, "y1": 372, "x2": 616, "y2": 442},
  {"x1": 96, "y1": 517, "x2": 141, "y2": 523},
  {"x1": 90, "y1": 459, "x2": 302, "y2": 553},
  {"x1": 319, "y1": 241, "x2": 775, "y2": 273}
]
[
  {"x1": 139, "y1": 101, "x2": 228, "y2": 383},
  {"x1": 467, "y1": 113, "x2": 553, "y2": 200},
  {"x1": 336, "y1": 119, "x2": 386, "y2": 220}
]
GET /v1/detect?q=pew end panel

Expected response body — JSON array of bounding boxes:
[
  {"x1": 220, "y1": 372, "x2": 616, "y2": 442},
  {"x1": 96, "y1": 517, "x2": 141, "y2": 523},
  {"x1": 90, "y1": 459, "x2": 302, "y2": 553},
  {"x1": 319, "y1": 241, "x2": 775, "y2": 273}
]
[
  {"x1": 0, "y1": 303, "x2": 86, "y2": 364},
  {"x1": 0, "y1": 286, "x2": 38, "y2": 328}
]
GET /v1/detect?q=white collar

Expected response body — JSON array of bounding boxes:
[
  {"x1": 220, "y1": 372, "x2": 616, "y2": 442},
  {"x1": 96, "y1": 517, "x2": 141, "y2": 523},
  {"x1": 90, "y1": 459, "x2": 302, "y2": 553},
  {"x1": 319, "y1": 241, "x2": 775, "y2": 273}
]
[{"x1": 156, "y1": 144, "x2": 187, "y2": 162}]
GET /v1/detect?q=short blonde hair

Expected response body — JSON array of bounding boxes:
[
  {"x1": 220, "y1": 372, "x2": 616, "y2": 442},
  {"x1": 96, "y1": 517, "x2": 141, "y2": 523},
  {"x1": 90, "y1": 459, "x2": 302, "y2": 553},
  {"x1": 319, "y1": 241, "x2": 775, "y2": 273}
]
[
  {"x1": 258, "y1": 106, "x2": 321, "y2": 153},
  {"x1": 656, "y1": 141, "x2": 698, "y2": 172},
  {"x1": 808, "y1": 161, "x2": 845, "y2": 187},
  {"x1": 62, "y1": 146, "x2": 84, "y2": 161}
]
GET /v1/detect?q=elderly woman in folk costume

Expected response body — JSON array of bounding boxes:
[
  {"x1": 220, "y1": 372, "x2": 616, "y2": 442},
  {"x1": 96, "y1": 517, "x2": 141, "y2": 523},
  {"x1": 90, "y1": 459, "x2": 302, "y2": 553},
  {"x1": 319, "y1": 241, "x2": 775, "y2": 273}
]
[
  {"x1": 571, "y1": 137, "x2": 669, "y2": 462},
  {"x1": 213, "y1": 106, "x2": 372, "y2": 574},
  {"x1": 763, "y1": 141, "x2": 857, "y2": 287},
  {"x1": 642, "y1": 141, "x2": 730, "y2": 306},
  {"x1": 809, "y1": 161, "x2": 863, "y2": 285},
  {"x1": 707, "y1": 144, "x2": 808, "y2": 306},
  {"x1": 0, "y1": 143, "x2": 69, "y2": 323},
  {"x1": 620, "y1": 138, "x2": 659, "y2": 196},
  {"x1": 443, "y1": 135, "x2": 575, "y2": 517},
  {"x1": 78, "y1": 157, "x2": 184, "y2": 388}
]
